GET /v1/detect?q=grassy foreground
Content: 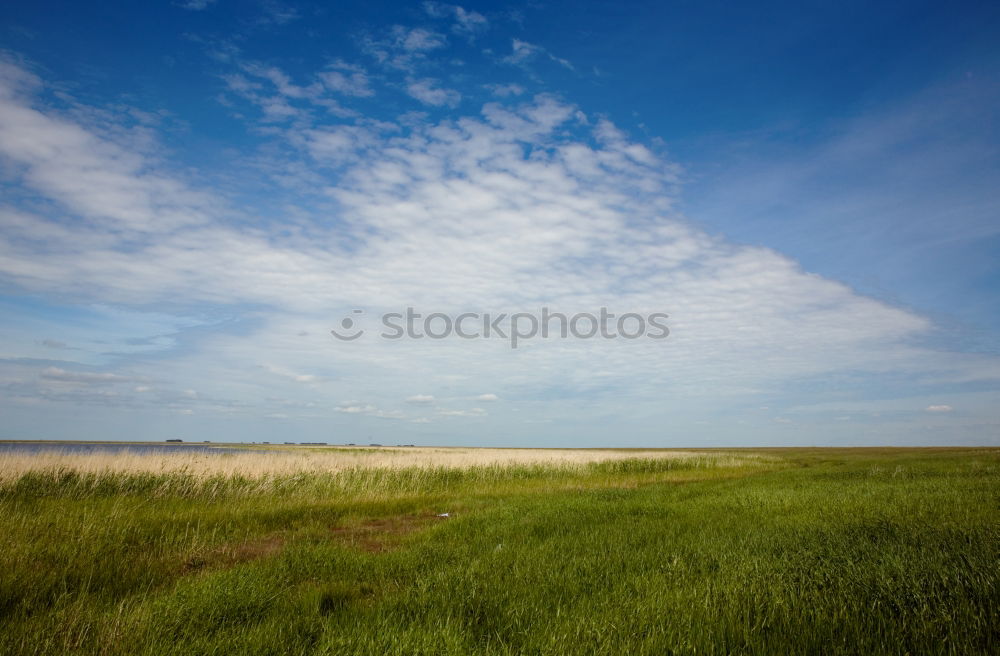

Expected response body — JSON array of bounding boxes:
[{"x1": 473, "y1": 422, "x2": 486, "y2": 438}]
[{"x1": 0, "y1": 448, "x2": 997, "y2": 655}]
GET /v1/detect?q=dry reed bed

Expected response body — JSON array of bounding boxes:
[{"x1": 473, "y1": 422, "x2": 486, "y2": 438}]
[{"x1": 0, "y1": 446, "x2": 756, "y2": 480}]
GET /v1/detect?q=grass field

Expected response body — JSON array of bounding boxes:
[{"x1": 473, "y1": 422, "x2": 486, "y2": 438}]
[{"x1": 0, "y1": 446, "x2": 997, "y2": 655}]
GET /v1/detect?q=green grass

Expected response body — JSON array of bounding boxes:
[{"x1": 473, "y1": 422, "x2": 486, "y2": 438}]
[{"x1": 0, "y1": 449, "x2": 997, "y2": 655}]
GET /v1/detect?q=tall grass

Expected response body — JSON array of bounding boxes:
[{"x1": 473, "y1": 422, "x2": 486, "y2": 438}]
[
  {"x1": 0, "y1": 450, "x2": 769, "y2": 500},
  {"x1": 0, "y1": 446, "x2": 721, "y2": 481}
]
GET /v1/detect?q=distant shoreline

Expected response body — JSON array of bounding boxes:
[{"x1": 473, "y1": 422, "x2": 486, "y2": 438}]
[{"x1": 0, "y1": 439, "x2": 996, "y2": 453}]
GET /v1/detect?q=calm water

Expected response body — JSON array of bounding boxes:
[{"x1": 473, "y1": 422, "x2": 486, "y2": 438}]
[{"x1": 0, "y1": 442, "x2": 248, "y2": 455}]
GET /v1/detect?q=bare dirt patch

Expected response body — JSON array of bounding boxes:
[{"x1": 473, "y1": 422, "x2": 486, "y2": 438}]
[
  {"x1": 181, "y1": 534, "x2": 285, "y2": 574},
  {"x1": 330, "y1": 513, "x2": 443, "y2": 553}
]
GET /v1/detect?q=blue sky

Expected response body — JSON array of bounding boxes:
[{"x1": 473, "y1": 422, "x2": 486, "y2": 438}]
[{"x1": 0, "y1": 0, "x2": 998, "y2": 445}]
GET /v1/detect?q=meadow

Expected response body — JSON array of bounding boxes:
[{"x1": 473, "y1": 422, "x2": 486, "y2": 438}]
[{"x1": 0, "y1": 445, "x2": 997, "y2": 655}]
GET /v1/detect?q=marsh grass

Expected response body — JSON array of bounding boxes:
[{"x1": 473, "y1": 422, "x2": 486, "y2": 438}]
[
  {"x1": 0, "y1": 447, "x2": 997, "y2": 655},
  {"x1": 0, "y1": 448, "x2": 762, "y2": 501},
  {"x1": 0, "y1": 446, "x2": 725, "y2": 481}
]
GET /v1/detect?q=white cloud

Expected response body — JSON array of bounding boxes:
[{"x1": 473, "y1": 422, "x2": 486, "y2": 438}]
[
  {"x1": 363, "y1": 26, "x2": 449, "y2": 71},
  {"x1": 0, "y1": 69, "x2": 218, "y2": 233},
  {"x1": 241, "y1": 63, "x2": 322, "y2": 100},
  {"x1": 301, "y1": 124, "x2": 377, "y2": 163},
  {"x1": 335, "y1": 403, "x2": 405, "y2": 419},
  {"x1": 406, "y1": 394, "x2": 435, "y2": 404},
  {"x1": 258, "y1": 0, "x2": 300, "y2": 25},
  {"x1": 177, "y1": 0, "x2": 216, "y2": 10},
  {"x1": 422, "y1": 2, "x2": 450, "y2": 18},
  {"x1": 926, "y1": 405, "x2": 954, "y2": 413},
  {"x1": 437, "y1": 407, "x2": 487, "y2": 417},
  {"x1": 224, "y1": 63, "x2": 356, "y2": 121},
  {"x1": 335, "y1": 404, "x2": 374, "y2": 414},
  {"x1": 399, "y1": 27, "x2": 446, "y2": 52},
  {"x1": 319, "y1": 62, "x2": 374, "y2": 97},
  {"x1": 503, "y1": 39, "x2": 573, "y2": 71},
  {"x1": 406, "y1": 78, "x2": 461, "y2": 107},
  {"x1": 454, "y1": 7, "x2": 488, "y2": 34},
  {"x1": 40, "y1": 367, "x2": 137, "y2": 385},
  {"x1": 424, "y1": 3, "x2": 488, "y2": 36},
  {"x1": 263, "y1": 364, "x2": 321, "y2": 384},
  {"x1": 485, "y1": 83, "x2": 524, "y2": 97},
  {"x1": 504, "y1": 39, "x2": 541, "y2": 65},
  {"x1": 475, "y1": 393, "x2": 499, "y2": 401}
]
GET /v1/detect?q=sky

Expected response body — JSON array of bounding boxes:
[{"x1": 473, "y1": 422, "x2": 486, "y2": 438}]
[{"x1": 0, "y1": 0, "x2": 998, "y2": 446}]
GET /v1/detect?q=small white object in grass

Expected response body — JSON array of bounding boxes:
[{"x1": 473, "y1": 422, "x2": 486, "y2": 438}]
[{"x1": 436, "y1": 512, "x2": 450, "y2": 518}]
